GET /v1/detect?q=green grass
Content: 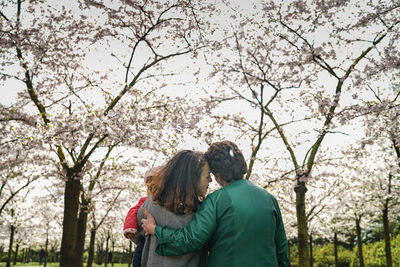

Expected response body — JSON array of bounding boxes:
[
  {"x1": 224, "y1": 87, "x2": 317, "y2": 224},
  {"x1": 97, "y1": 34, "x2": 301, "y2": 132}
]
[{"x1": 0, "y1": 263, "x2": 128, "y2": 267}]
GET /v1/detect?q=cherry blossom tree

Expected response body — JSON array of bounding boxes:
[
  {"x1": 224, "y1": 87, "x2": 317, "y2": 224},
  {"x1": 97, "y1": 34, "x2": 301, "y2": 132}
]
[
  {"x1": 0, "y1": 158, "x2": 40, "y2": 217},
  {"x1": 197, "y1": 1, "x2": 400, "y2": 265},
  {"x1": 1, "y1": 0, "x2": 207, "y2": 265},
  {"x1": 312, "y1": 158, "x2": 360, "y2": 267},
  {"x1": 84, "y1": 165, "x2": 137, "y2": 267},
  {"x1": 2, "y1": 192, "x2": 34, "y2": 267},
  {"x1": 0, "y1": 107, "x2": 51, "y2": 217},
  {"x1": 356, "y1": 93, "x2": 400, "y2": 267},
  {"x1": 341, "y1": 165, "x2": 378, "y2": 266},
  {"x1": 323, "y1": 141, "x2": 399, "y2": 267},
  {"x1": 337, "y1": 77, "x2": 400, "y2": 266},
  {"x1": 31, "y1": 189, "x2": 64, "y2": 267},
  {"x1": 266, "y1": 154, "x2": 344, "y2": 266},
  {"x1": 366, "y1": 159, "x2": 399, "y2": 267}
]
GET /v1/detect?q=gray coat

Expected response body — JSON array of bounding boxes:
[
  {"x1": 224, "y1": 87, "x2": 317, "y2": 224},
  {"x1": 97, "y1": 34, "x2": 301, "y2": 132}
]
[{"x1": 135, "y1": 197, "x2": 207, "y2": 267}]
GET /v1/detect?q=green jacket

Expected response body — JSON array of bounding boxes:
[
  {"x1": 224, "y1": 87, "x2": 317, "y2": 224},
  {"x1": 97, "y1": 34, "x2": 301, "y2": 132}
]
[{"x1": 154, "y1": 179, "x2": 290, "y2": 267}]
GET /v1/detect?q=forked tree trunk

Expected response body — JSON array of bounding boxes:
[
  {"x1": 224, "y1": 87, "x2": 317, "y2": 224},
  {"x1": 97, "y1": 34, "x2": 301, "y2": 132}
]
[
  {"x1": 383, "y1": 207, "x2": 392, "y2": 267},
  {"x1": 87, "y1": 228, "x2": 97, "y2": 267},
  {"x1": 334, "y1": 232, "x2": 338, "y2": 267},
  {"x1": 60, "y1": 177, "x2": 81, "y2": 267},
  {"x1": 355, "y1": 217, "x2": 365, "y2": 267},
  {"x1": 295, "y1": 183, "x2": 309, "y2": 267}
]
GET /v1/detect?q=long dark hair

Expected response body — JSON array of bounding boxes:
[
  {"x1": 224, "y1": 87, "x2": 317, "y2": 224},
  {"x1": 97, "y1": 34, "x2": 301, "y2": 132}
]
[{"x1": 148, "y1": 150, "x2": 207, "y2": 214}]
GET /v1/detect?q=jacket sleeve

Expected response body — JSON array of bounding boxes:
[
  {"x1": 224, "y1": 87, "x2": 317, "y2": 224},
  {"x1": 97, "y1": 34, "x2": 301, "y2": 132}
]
[
  {"x1": 154, "y1": 194, "x2": 218, "y2": 256},
  {"x1": 130, "y1": 197, "x2": 148, "y2": 244},
  {"x1": 123, "y1": 196, "x2": 148, "y2": 233},
  {"x1": 273, "y1": 197, "x2": 291, "y2": 267}
]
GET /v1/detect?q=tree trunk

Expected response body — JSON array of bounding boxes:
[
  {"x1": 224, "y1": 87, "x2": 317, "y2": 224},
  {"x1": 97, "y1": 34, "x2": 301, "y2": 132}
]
[
  {"x1": 49, "y1": 248, "x2": 53, "y2": 263},
  {"x1": 295, "y1": 183, "x2": 309, "y2": 267},
  {"x1": 356, "y1": 217, "x2": 365, "y2": 267},
  {"x1": 383, "y1": 207, "x2": 392, "y2": 267},
  {"x1": 128, "y1": 241, "x2": 132, "y2": 267},
  {"x1": 105, "y1": 235, "x2": 110, "y2": 267},
  {"x1": 44, "y1": 236, "x2": 49, "y2": 267},
  {"x1": 111, "y1": 241, "x2": 114, "y2": 266},
  {"x1": 6, "y1": 225, "x2": 15, "y2": 267},
  {"x1": 87, "y1": 228, "x2": 96, "y2": 267},
  {"x1": 334, "y1": 232, "x2": 338, "y2": 267},
  {"x1": 27, "y1": 247, "x2": 30, "y2": 263},
  {"x1": 309, "y1": 233, "x2": 313, "y2": 267},
  {"x1": 13, "y1": 243, "x2": 19, "y2": 265},
  {"x1": 24, "y1": 247, "x2": 28, "y2": 263},
  {"x1": 24, "y1": 247, "x2": 29, "y2": 263},
  {"x1": 60, "y1": 177, "x2": 81, "y2": 267},
  {"x1": 22, "y1": 247, "x2": 25, "y2": 263},
  {"x1": 97, "y1": 242, "x2": 103, "y2": 265},
  {"x1": 76, "y1": 204, "x2": 89, "y2": 267}
]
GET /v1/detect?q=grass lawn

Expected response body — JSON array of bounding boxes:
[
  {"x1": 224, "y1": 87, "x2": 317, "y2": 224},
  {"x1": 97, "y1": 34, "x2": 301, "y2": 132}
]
[{"x1": 0, "y1": 263, "x2": 128, "y2": 267}]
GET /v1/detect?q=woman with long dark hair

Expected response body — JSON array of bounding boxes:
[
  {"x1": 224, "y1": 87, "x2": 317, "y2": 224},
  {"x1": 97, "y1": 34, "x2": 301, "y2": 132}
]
[
  {"x1": 141, "y1": 141, "x2": 290, "y2": 267},
  {"x1": 135, "y1": 150, "x2": 211, "y2": 266}
]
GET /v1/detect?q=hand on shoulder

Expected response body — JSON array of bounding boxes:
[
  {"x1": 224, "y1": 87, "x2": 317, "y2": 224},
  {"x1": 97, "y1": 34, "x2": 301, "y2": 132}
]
[{"x1": 141, "y1": 208, "x2": 156, "y2": 235}]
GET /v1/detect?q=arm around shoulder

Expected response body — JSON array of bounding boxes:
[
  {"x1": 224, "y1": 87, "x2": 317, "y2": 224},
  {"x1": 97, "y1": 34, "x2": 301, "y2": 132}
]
[{"x1": 154, "y1": 194, "x2": 219, "y2": 256}]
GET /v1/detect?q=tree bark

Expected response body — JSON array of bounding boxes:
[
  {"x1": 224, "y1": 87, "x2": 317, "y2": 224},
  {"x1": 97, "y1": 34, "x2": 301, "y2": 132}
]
[
  {"x1": 52, "y1": 248, "x2": 56, "y2": 263},
  {"x1": 21, "y1": 247, "x2": 25, "y2": 263},
  {"x1": 383, "y1": 172, "x2": 393, "y2": 267},
  {"x1": 6, "y1": 225, "x2": 15, "y2": 267},
  {"x1": 309, "y1": 233, "x2": 313, "y2": 267},
  {"x1": 24, "y1": 247, "x2": 28, "y2": 263},
  {"x1": 111, "y1": 241, "x2": 114, "y2": 266},
  {"x1": 76, "y1": 204, "x2": 89, "y2": 267},
  {"x1": 13, "y1": 243, "x2": 19, "y2": 265},
  {"x1": 97, "y1": 242, "x2": 103, "y2": 265},
  {"x1": 128, "y1": 241, "x2": 132, "y2": 267},
  {"x1": 295, "y1": 182, "x2": 309, "y2": 267},
  {"x1": 105, "y1": 234, "x2": 110, "y2": 267},
  {"x1": 383, "y1": 207, "x2": 392, "y2": 267},
  {"x1": 355, "y1": 217, "x2": 365, "y2": 267},
  {"x1": 87, "y1": 228, "x2": 96, "y2": 267},
  {"x1": 27, "y1": 248, "x2": 30, "y2": 263},
  {"x1": 334, "y1": 232, "x2": 338, "y2": 267},
  {"x1": 24, "y1": 247, "x2": 29, "y2": 263},
  {"x1": 60, "y1": 177, "x2": 81, "y2": 267},
  {"x1": 44, "y1": 235, "x2": 49, "y2": 267}
]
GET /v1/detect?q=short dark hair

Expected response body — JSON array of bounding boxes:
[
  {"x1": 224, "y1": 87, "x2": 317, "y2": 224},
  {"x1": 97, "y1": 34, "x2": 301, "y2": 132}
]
[
  {"x1": 149, "y1": 150, "x2": 207, "y2": 214},
  {"x1": 205, "y1": 140, "x2": 247, "y2": 183}
]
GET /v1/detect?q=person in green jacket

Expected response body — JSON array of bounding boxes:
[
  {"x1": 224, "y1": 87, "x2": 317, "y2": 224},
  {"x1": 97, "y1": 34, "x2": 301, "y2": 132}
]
[{"x1": 142, "y1": 140, "x2": 291, "y2": 267}]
